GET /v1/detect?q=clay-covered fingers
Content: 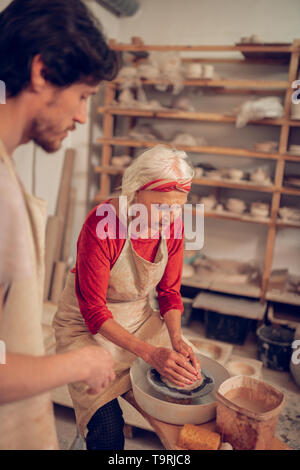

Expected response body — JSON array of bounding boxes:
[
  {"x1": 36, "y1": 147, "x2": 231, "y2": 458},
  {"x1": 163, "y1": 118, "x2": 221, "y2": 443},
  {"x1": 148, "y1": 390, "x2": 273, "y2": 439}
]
[
  {"x1": 175, "y1": 353, "x2": 198, "y2": 376},
  {"x1": 185, "y1": 348, "x2": 201, "y2": 379},
  {"x1": 163, "y1": 352, "x2": 198, "y2": 385},
  {"x1": 150, "y1": 347, "x2": 197, "y2": 385}
]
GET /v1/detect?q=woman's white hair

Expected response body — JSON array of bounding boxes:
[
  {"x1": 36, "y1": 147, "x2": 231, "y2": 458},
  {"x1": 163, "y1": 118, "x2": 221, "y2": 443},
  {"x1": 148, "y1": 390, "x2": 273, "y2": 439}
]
[{"x1": 121, "y1": 145, "x2": 194, "y2": 205}]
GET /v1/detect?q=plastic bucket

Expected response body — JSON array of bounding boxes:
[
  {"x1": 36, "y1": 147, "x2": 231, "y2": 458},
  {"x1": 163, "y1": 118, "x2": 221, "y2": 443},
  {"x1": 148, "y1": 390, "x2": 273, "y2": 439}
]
[
  {"x1": 216, "y1": 375, "x2": 285, "y2": 450},
  {"x1": 256, "y1": 324, "x2": 295, "y2": 371}
]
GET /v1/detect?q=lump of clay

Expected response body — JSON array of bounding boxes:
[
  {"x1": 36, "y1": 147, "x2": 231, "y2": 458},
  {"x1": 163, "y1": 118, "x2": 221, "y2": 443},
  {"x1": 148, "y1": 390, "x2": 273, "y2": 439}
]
[{"x1": 161, "y1": 374, "x2": 203, "y2": 391}]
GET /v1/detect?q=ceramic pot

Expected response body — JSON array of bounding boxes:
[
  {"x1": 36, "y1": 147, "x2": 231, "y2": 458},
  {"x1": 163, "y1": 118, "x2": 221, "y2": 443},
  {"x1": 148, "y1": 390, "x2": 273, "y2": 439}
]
[
  {"x1": 186, "y1": 63, "x2": 202, "y2": 79},
  {"x1": 200, "y1": 196, "x2": 217, "y2": 211},
  {"x1": 203, "y1": 64, "x2": 214, "y2": 79},
  {"x1": 250, "y1": 167, "x2": 268, "y2": 183},
  {"x1": 228, "y1": 169, "x2": 244, "y2": 180}
]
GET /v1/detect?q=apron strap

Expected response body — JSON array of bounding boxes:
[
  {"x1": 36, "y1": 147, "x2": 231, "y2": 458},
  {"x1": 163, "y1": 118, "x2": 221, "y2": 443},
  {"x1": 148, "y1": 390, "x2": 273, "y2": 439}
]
[{"x1": 0, "y1": 139, "x2": 21, "y2": 187}]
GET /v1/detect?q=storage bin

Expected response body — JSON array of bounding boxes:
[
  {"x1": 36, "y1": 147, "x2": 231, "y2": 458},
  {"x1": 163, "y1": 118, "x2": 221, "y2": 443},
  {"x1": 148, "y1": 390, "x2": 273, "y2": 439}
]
[
  {"x1": 216, "y1": 375, "x2": 285, "y2": 450},
  {"x1": 256, "y1": 324, "x2": 295, "y2": 371},
  {"x1": 204, "y1": 310, "x2": 253, "y2": 345}
]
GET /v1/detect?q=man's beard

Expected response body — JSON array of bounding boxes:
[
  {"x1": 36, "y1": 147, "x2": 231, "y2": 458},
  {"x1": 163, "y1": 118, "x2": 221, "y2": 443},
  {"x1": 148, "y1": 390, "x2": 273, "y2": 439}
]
[
  {"x1": 34, "y1": 134, "x2": 62, "y2": 153},
  {"x1": 30, "y1": 119, "x2": 63, "y2": 153}
]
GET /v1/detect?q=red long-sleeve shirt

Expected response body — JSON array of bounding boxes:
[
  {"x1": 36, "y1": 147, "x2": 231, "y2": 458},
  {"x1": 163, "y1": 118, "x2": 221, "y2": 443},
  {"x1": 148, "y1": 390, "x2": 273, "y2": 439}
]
[{"x1": 71, "y1": 200, "x2": 184, "y2": 335}]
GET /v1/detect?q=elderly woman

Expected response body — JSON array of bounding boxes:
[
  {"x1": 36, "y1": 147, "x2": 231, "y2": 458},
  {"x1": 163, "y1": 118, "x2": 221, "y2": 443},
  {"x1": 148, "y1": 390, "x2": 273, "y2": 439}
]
[{"x1": 53, "y1": 145, "x2": 201, "y2": 450}]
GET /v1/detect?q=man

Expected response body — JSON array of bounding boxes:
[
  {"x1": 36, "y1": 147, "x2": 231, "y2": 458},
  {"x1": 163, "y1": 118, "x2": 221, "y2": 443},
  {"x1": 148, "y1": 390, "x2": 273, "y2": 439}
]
[{"x1": 0, "y1": 0, "x2": 119, "y2": 450}]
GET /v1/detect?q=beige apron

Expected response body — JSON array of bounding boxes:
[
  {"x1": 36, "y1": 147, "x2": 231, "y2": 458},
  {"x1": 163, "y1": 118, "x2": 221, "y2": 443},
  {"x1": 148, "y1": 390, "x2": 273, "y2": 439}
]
[
  {"x1": 53, "y1": 223, "x2": 184, "y2": 438},
  {"x1": 0, "y1": 140, "x2": 59, "y2": 450}
]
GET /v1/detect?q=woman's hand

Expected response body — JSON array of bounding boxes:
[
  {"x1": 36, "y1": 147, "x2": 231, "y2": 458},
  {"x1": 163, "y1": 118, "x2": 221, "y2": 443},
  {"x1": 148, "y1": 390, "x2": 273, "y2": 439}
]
[
  {"x1": 147, "y1": 346, "x2": 200, "y2": 388},
  {"x1": 171, "y1": 336, "x2": 202, "y2": 380}
]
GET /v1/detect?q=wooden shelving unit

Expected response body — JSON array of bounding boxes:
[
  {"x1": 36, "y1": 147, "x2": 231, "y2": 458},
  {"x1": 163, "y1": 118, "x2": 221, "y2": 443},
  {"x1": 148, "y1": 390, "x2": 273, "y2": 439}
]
[{"x1": 95, "y1": 38, "x2": 300, "y2": 308}]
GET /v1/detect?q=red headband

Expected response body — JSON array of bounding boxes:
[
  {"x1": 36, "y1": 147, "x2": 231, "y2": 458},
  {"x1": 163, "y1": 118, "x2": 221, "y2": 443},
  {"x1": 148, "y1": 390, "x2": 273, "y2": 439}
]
[{"x1": 139, "y1": 178, "x2": 192, "y2": 193}]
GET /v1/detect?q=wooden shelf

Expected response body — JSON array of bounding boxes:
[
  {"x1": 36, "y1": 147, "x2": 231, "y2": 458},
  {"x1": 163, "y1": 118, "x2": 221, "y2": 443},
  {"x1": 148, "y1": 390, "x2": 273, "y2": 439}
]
[
  {"x1": 95, "y1": 38, "x2": 300, "y2": 307},
  {"x1": 109, "y1": 38, "x2": 300, "y2": 53},
  {"x1": 192, "y1": 177, "x2": 275, "y2": 193},
  {"x1": 94, "y1": 168, "x2": 276, "y2": 193},
  {"x1": 109, "y1": 41, "x2": 298, "y2": 53},
  {"x1": 98, "y1": 106, "x2": 300, "y2": 127},
  {"x1": 97, "y1": 137, "x2": 294, "y2": 161},
  {"x1": 113, "y1": 77, "x2": 288, "y2": 90},
  {"x1": 181, "y1": 276, "x2": 261, "y2": 299},
  {"x1": 266, "y1": 289, "x2": 300, "y2": 306},
  {"x1": 276, "y1": 219, "x2": 300, "y2": 229},
  {"x1": 192, "y1": 207, "x2": 271, "y2": 226},
  {"x1": 95, "y1": 165, "x2": 125, "y2": 175},
  {"x1": 280, "y1": 186, "x2": 300, "y2": 196}
]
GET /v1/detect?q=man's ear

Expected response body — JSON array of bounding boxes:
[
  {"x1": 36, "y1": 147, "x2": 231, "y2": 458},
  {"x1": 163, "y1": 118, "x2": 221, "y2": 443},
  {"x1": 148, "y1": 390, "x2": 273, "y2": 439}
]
[{"x1": 30, "y1": 55, "x2": 48, "y2": 94}]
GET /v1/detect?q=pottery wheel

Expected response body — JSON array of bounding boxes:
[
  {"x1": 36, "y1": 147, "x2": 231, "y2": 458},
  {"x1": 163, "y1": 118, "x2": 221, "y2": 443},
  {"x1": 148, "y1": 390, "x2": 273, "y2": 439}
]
[{"x1": 147, "y1": 367, "x2": 215, "y2": 399}]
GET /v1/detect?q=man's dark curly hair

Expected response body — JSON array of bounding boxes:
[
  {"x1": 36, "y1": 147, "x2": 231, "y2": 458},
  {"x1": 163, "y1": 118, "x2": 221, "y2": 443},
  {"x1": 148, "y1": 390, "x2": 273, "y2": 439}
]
[{"x1": 0, "y1": 0, "x2": 120, "y2": 98}]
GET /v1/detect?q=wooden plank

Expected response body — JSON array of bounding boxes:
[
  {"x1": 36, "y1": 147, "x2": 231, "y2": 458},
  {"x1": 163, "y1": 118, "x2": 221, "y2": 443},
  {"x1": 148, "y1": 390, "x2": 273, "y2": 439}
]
[
  {"x1": 113, "y1": 77, "x2": 288, "y2": 89},
  {"x1": 192, "y1": 177, "x2": 275, "y2": 193},
  {"x1": 276, "y1": 220, "x2": 300, "y2": 229},
  {"x1": 280, "y1": 186, "x2": 300, "y2": 196},
  {"x1": 181, "y1": 57, "x2": 291, "y2": 65},
  {"x1": 50, "y1": 261, "x2": 67, "y2": 304},
  {"x1": 192, "y1": 291, "x2": 266, "y2": 320},
  {"x1": 181, "y1": 276, "x2": 261, "y2": 299},
  {"x1": 99, "y1": 83, "x2": 116, "y2": 199},
  {"x1": 266, "y1": 290, "x2": 300, "y2": 307},
  {"x1": 62, "y1": 187, "x2": 76, "y2": 262},
  {"x1": 97, "y1": 137, "x2": 284, "y2": 160},
  {"x1": 109, "y1": 42, "x2": 297, "y2": 53},
  {"x1": 122, "y1": 390, "x2": 291, "y2": 450},
  {"x1": 94, "y1": 169, "x2": 276, "y2": 193},
  {"x1": 192, "y1": 207, "x2": 271, "y2": 226},
  {"x1": 261, "y1": 40, "x2": 300, "y2": 301},
  {"x1": 44, "y1": 215, "x2": 63, "y2": 301},
  {"x1": 98, "y1": 107, "x2": 299, "y2": 126},
  {"x1": 55, "y1": 149, "x2": 75, "y2": 261}
]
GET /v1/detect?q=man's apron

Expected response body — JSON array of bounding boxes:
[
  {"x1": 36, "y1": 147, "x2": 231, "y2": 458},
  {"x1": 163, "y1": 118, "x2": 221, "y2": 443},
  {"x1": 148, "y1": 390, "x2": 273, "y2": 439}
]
[
  {"x1": 53, "y1": 225, "x2": 191, "y2": 439},
  {"x1": 0, "y1": 140, "x2": 59, "y2": 450}
]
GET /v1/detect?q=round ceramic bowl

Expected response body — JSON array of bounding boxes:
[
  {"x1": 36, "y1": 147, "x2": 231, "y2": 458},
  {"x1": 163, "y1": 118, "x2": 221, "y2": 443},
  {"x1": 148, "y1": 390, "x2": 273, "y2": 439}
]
[
  {"x1": 228, "y1": 170, "x2": 244, "y2": 181},
  {"x1": 187, "y1": 339, "x2": 222, "y2": 361},
  {"x1": 226, "y1": 360, "x2": 256, "y2": 377},
  {"x1": 250, "y1": 207, "x2": 269, "y2": 219}
]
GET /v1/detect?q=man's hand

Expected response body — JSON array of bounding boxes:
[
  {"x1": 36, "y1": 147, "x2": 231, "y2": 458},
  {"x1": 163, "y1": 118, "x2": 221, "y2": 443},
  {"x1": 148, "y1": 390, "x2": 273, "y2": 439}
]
[{"x1": 78, "y1": 345, "x2": 115, "y2": 395}]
